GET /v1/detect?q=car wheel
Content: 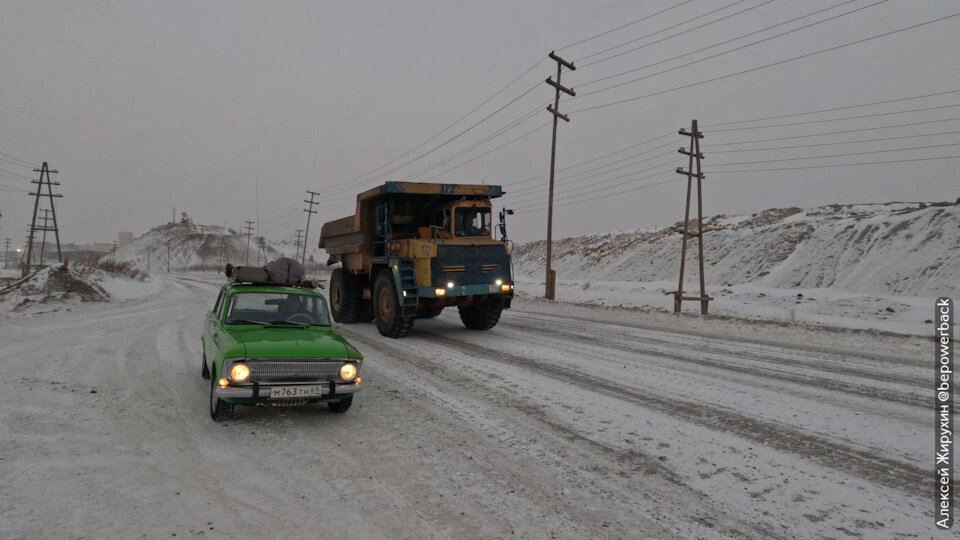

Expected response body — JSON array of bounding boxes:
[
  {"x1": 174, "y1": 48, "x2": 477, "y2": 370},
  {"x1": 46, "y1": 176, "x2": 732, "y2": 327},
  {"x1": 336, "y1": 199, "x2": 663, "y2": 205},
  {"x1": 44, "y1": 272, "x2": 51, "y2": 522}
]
[
  {"x1": 201, "y1": 352, "x2": 210, "y2": 380},
  {"x1": 209, "y1": 370, "x2": 235, "y2": 422},
  {"x1": 373, "y1": 270, "x2": 414, "y2": 338},
  {"x1": 327, "y1": 396, "x2": 353, "y2": 413}
]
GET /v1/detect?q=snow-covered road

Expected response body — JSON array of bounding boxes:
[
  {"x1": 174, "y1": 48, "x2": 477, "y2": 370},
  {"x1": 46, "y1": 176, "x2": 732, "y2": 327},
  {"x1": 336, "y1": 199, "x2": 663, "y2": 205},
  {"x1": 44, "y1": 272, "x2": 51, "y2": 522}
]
[{"x1": 0, "y1": 276, "x2": 933, "y2": 539}]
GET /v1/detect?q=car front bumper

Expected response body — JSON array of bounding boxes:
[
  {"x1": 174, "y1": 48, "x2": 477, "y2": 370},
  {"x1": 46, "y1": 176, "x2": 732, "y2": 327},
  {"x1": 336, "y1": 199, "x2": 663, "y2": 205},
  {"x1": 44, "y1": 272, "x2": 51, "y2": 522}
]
[{"x1": 215, "y1": 381, "x2": 362, "y2": 401}]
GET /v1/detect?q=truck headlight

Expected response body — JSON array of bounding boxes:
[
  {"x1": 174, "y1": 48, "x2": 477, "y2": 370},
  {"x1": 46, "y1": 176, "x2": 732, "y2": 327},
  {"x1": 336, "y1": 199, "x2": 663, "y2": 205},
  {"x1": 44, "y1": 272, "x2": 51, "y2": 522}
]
[
  {"x1": 495, "y1": 279, "x2": 503, "y2": 286},
  {"x1": 339, "y1": 363, "x2": 357, "y2": 381},
  {"x1": 447, "y1": 281, "x2": 454, "y2": 289},
  {"x1": 229, "y1": 363, "x2": 250, "y2": 382}
]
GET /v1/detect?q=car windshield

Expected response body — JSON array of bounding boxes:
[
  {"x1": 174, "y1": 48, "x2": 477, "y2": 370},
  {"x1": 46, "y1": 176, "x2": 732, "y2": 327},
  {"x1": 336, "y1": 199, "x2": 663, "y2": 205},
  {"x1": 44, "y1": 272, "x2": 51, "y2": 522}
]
[
  {"x1": 224, "y1": 292, "x2": 330, "y2": 326},
  {"x1": 454, "y1": 207, "x2": 491, "y2": 237}
]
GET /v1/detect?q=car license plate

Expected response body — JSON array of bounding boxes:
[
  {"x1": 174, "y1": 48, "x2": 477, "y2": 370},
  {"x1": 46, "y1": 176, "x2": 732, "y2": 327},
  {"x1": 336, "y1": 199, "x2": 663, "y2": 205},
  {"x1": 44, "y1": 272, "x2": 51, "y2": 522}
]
[{"x1": 270, "y1": 385, "x2": 325, "y2": 399}]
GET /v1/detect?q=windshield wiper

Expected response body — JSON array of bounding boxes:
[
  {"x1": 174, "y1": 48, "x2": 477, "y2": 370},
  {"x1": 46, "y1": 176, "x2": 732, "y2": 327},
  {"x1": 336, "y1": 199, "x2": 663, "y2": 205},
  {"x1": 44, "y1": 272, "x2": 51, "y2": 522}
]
[
  {"x1": 227, "y1": 319, "x2": 271, "y2": 325},
  {"x1": 268, "y1": 320, "x2": 309, "y2": 327}
]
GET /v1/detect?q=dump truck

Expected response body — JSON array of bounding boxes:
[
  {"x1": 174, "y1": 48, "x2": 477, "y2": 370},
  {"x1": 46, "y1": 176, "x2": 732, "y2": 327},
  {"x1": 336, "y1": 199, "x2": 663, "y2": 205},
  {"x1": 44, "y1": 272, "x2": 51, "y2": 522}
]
[{"x1": 319, "y1": 181, "x2": 514, "y2": 338}]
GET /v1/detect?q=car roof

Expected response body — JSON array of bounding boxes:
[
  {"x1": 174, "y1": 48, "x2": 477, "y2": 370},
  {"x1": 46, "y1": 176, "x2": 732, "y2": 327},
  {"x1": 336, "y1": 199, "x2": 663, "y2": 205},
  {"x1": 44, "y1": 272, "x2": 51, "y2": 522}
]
[{"x1": 223, "y1": 283, "x2": 323, "y2": 296}]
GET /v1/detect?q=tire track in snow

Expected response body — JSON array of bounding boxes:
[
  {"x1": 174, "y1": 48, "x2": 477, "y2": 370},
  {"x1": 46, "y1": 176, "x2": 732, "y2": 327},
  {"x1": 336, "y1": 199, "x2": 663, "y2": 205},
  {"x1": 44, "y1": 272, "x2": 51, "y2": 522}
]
[
  {"x1": 407, "y1": 330, "x2": 927, "y2": 499},
  {"x1": 501, "y1": 318, "x2": 926, "y2": 409}
]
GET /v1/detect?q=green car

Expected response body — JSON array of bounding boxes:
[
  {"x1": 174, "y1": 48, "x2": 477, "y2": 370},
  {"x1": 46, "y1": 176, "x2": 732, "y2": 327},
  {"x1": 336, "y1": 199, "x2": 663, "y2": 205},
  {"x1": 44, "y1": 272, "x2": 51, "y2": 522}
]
[{"x1": 201, "y1": 281, "x2": 363, "y2": 421}]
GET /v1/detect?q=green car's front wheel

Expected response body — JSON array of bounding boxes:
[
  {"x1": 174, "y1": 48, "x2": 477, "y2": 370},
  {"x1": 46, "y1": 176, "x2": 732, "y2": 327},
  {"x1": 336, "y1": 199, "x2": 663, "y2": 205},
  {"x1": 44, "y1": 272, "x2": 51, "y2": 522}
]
[
  {"x1": 327, "y1": 396, "x2": 353, "y2": 413},
  {"x1": 209, "y1": 371, "x2": 235, "y2": 422}
]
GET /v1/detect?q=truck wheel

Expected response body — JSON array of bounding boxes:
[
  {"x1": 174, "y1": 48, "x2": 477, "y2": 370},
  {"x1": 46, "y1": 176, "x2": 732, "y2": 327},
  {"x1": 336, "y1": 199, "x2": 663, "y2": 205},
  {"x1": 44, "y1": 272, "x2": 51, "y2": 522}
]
[
  {"x1": 373, "y1": 271, "x2": 415, "y2": 338},
  {"x1": 459, "y1": 296, "x2": 504, "y2": 330},
  {"x1": 330, "y1": 268, "x2": 361, "y2": 323},
  {"x1": 327, "y1": 396, "x2": 353, "y2": 413},
  {"x1": 209, "y1": 370, "x2": 235, "y2": 422},
  {"x1": 417, "y1": 307, "x2": 443, "y2": 318}
]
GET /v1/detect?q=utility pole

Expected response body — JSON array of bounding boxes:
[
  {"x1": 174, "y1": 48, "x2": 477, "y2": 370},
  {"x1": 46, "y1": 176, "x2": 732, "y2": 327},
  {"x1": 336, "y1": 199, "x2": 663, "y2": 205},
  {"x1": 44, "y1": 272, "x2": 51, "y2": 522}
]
[
  {"x1": 243, "y1": 220, "x2": 255, "y2": 265},
  {"x1": 673, "y1": 119, "x2": 712, "y2": 315},
  {"x1": 146, "y1": 246, "x2": 151, "y2": 272},
  {"x1": 543, "y1": 51, "x2": 575, "y2": 300},
  {"x1": 302, "y1": 190, "x2": 320, "y2": 266},
  {"x1": 24, "y1": 162, "x2": 63, "y2": 276},
  {"x1": 38, "y1": 209, "x2": 52, "y2": 264},
  {"x1": 256, "y1": 236, "x2": 267, "y2": 265},
  {"x1": 111, "y1": 239, "x2": 118, "y2": 254},
  {"x1": 2, "y1": 238, "x2": 10, "y2": 270},
  {"x1": 294, "y1": 229, "x2": 303, "y2": 260},
  {"x1": 166, "y1": 239, "x2": 171, "y2": 273}
]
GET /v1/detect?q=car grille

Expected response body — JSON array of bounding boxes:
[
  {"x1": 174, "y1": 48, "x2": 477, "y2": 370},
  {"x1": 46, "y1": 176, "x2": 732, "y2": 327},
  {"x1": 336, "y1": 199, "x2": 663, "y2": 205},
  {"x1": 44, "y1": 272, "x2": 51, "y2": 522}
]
[{"x1": 246, "y1": 360, "x2": 342, "y2": 384}]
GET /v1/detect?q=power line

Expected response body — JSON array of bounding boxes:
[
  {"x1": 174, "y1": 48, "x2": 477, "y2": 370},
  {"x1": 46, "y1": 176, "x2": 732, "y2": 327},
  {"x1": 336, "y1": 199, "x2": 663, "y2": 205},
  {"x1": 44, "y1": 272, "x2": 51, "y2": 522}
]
[
  {"x1": 421, "y1": 120, "x2": 552, "y2": 182},
  {"x1": 501, "y1": 131, "x2": 675, "y2": 187},
  {"x1": 557, "y1": 1, "x2": 692, "y2": 51},
  {"x1": 317, "y1": 59, "x2": 547, "y2": 195},
  {"x1": 578, "y1": 0, "x2": 858, "y2": 89},
  {"x1": 515, "y1": 175, "x2": 679, "y2": 212},
  {"x1": 569, "y1": 11, "x2": 960, "y2": 115},
  {"x1": 0, "y1": 150, "x2": 34, "y2": 168},
  {"x1": 711, "y1": 142, "x2": 960, "y2": 167},
  {"x1": 707, "y1": 104, "x2": 960, "y2": 132},
  {"x1": 710, "y1": 89, "x2": 960, "y2": 127},
  {"x1": 575, "y1": 0, "x2": 888, "y2": 99},
  {"x1": 709, "y1": 117, "x2": 960, "y2": 146},
  {"x1": 709, "y1": 130, "x2": 960, "y2": 153},
  {"x1": 0, "y1": 167, "x2": 33, "y2": 180},
  {"x1": 576, "y1": 0, "x2": 752, "y2": 63},
  {"x1": 709, "y1": 154, "x2": 960, "y2": 174}
]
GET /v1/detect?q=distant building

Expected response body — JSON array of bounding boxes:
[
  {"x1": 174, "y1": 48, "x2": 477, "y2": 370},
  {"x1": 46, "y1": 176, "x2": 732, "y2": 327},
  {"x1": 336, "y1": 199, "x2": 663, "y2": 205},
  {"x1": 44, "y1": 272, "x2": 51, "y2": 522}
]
[{"x1": 118, "y1": 232, "x2": 134, "y2": 248}]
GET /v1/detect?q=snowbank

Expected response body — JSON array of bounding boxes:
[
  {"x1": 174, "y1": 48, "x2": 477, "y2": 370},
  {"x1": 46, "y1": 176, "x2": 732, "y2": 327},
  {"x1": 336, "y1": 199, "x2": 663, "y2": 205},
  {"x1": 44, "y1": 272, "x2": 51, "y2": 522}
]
[
  {"x1": 512, "y1": 201, "x2": 958, "y2": 334},
  {"x1": 0, "y1": 263, "x2": 163, "y2": 314}
]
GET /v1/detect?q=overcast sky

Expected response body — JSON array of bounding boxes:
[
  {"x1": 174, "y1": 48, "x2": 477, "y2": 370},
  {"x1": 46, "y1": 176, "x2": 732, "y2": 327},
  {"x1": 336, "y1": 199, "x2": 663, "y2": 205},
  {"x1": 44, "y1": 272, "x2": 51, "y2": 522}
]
[{"x1": 1, "y1": 0, "x2": 958, "y2": 245}]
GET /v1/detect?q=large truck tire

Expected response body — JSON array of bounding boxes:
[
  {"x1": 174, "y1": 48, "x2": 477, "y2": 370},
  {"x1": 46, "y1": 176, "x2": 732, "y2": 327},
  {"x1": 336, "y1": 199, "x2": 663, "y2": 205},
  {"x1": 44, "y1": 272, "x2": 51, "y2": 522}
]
[
  {"x1": 329, "y1": 268, "x2": 362, "y2": 323},
  {"x1": 373, "y1": 270, "x2": 415, "y2": 338},
  {"x1": 458, "y1": 295, "x2": 504, "y2": 330}
]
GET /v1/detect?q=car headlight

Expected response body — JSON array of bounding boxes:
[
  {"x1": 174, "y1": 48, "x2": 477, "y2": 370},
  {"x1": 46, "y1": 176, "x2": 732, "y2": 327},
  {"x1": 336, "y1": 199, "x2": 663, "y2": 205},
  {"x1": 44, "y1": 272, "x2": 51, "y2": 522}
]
[
  {"x1": 339, "y1": 363, "x2": 357, "y2": 381},
  {"x1": 229, "y1": 363, "x2": 250, "y2": 382}
]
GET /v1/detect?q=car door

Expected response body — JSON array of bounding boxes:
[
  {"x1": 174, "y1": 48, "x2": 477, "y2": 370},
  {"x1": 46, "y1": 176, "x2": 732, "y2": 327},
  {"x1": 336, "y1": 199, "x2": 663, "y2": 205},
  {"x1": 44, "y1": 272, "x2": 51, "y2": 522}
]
[{"x1": 204, "y1": 290, "x2": 225, "y2": 369}]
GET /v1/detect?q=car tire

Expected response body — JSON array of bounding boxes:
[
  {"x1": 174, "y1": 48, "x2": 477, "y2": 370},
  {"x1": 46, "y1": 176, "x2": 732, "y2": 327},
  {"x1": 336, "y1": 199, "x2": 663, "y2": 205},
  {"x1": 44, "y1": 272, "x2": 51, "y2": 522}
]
[
  {"x1": 458, "y1": 295, "x2": 504, "y2": 330},
  {"x1": 201, "y1": 352, "x2": 210, "y2": 380},
  {"x1": 373, "y1": 270, "x2": 414, "y2": 338},
  {"x1": 327, "y1": 396, "x2": 353, "y2": 413},
  {"x1": 330, "y1": 268, "x2": 362, "y2": 323},
  {"x1": 209, "y1": 369, "x2": 235, "y2": 422}
]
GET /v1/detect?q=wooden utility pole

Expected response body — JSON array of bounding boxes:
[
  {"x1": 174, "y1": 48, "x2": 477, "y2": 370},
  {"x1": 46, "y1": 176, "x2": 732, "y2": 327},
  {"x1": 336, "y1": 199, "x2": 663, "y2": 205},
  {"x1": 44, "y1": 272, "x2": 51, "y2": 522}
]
[
  {"x1": 24, "y1": 162, "x2": 62, "y2": 276},
  {"x1": 38, "y1": 209, "x2": 52, "y2": 264},
  {"x1": 543, "y1": 51, "x2": 575, "y2": 300},
  {"x1": 673, "y1": 119, "x2": 712, "y2": 315},
  {"x1": 243, "y1": 220, "x2": 255, "y2": 265},
  {"x1": 2, "y1": 238, "x2": 10, "y2": 270},
  {"x1": 294, "y1": 229, "x2": 304, "y2": 260},
  {"x1": 302, "y1": 190, "x2": 320, "y2": 266}
]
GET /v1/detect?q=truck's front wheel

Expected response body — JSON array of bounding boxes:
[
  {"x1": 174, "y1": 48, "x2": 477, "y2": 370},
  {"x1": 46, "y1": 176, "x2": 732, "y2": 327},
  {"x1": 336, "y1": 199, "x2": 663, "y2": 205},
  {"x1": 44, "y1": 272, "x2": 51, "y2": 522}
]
[
  {"x1": 459, "y1": 295, "x2": 504, "y2": 330},
  {"x1": 374, "y1": 271, "x2": 415, "y2": 338},
  {"x1": 330, "y1": 268, "x2": 362, "y2": 323}
]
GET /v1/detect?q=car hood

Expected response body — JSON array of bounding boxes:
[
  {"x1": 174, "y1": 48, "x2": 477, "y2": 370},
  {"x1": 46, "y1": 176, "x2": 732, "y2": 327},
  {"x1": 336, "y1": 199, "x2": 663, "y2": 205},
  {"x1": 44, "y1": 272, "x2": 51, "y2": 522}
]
[{"x1": 228, "y1": 327, "x2": 352, "y2": 359}]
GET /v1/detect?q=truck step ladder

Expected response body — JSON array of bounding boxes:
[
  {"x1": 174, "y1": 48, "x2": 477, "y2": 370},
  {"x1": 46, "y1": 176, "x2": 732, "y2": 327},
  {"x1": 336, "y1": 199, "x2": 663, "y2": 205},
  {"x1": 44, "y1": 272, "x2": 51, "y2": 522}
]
[{"x1": 398, "y1": 260, "x2": 418, "y2": 308}]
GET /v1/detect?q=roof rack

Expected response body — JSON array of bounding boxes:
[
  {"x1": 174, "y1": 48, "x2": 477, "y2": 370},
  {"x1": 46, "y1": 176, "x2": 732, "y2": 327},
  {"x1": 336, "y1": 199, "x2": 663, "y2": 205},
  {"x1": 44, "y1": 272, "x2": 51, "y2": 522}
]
[{"x1": 224, "y1": 265, "x2": 324, "y2": 289}]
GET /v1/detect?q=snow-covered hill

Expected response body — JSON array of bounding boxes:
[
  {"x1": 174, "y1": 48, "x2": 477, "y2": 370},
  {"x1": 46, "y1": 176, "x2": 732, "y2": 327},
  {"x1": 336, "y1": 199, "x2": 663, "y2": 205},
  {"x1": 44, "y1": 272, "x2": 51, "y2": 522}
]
[
  {"x1": 515, "y1": 201, "x2": 959, "y2": 297},
  {"x1": 103, "y1": 222, "x2": 329, "y2": 274},
  {"x1": 512, "y1": 201, "x2": 959, "y2": 334}
]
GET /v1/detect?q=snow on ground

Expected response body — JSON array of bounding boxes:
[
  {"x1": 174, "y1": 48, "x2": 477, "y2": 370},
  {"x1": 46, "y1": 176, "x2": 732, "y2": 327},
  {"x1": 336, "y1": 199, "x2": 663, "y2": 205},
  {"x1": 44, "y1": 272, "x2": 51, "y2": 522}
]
[
  {"x1": 513, "y1": 200, "x2": 959, "y2": 335},
  {"x1": 0, "y1": 263, "x2": 164, "y2": 316},
  {"x1": 0, "y1": 274, "x2": 938, "y2": 539}
]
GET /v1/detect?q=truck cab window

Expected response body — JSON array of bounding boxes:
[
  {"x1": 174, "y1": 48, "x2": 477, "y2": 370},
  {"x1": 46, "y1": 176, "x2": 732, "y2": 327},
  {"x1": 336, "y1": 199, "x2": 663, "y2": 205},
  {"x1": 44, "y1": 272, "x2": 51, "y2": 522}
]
[{"x1": 454, "y1": 207, "x2": 491, "y2": 237}]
